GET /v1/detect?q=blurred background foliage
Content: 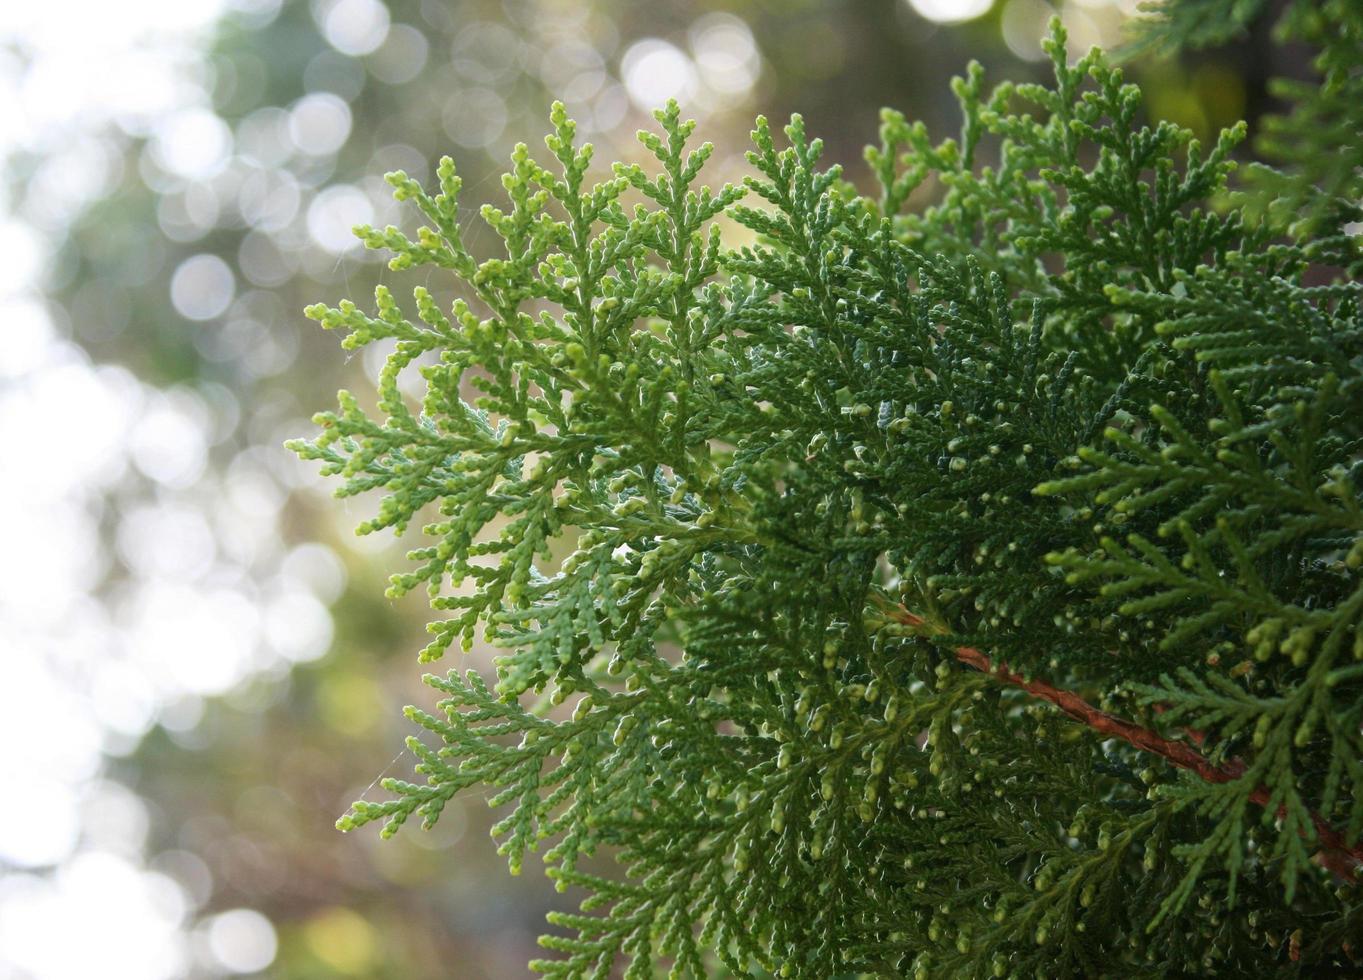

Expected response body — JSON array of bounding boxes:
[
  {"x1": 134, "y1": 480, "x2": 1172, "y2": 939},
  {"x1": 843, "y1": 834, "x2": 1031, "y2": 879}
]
[{"x1": 0, "y1": 0, "x2": 1300, "y2": 975}]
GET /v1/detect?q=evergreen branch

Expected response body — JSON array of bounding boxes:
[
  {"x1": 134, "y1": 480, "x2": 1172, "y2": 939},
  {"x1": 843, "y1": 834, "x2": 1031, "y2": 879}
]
[
  {"x1": 891, "y1": 607, "x2": 1363, "y2": 883},
  {"x1": 295, "y1": 14, "x2": 1363, "y2": 971}
]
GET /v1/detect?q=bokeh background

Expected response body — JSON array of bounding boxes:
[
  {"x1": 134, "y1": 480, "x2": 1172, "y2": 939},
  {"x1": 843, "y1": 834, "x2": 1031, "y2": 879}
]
[{"x1": 0, "y1": 0, "x2": 1269, "y2": 976}]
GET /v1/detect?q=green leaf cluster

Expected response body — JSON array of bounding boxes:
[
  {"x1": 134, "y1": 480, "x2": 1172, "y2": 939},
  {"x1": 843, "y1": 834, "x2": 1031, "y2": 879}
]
[
  {"x1": 1129, "y1": 0, "x2": 1363, "y2": 235},
  {"x1": 291, "y1": 14, "x2": 1362, "y2": 978}
]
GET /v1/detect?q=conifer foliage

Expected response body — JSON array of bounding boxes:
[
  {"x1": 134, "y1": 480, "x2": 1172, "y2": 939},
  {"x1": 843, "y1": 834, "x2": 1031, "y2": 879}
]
[{"x1": 290, "y1": 6, "x2": 1362, "y2": 976}]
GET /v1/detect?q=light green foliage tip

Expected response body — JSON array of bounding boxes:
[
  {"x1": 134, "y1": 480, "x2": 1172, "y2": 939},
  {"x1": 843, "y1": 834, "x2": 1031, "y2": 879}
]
[{"x1": 290, "y1": 14, "x2": 1362, "y2": 979}]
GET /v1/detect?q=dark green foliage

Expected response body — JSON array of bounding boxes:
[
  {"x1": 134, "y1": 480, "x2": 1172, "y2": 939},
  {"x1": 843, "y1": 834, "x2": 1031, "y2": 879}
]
[
  {"x1": 290, "y1": 12, "x2": 1362, "y2": 978},
  {"x1": 1130, "y1": 0, "x2": 1363, "y2": 233}
]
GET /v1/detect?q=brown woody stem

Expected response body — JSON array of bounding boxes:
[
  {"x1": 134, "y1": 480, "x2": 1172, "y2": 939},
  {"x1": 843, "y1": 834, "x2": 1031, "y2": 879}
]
[{"x1": 892, "y1": 607, "x2": 1362, "y2": 883}]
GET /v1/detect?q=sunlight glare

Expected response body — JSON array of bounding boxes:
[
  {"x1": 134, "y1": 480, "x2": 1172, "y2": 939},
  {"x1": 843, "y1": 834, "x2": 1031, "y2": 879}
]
[{"x1": 903, "y1": 0, "x2": 995, "y2": 24}]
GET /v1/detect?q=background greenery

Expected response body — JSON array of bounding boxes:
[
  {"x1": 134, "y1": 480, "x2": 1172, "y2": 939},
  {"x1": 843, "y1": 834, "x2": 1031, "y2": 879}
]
[{"x1": 0, "y1": 0, "x2": 1302, "y2": 975}]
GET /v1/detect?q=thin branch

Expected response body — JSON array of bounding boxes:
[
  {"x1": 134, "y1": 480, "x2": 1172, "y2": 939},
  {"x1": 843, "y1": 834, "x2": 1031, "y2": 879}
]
[{"x1": 892, "y1": 607, "x2": 1362, "y2": 883}]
